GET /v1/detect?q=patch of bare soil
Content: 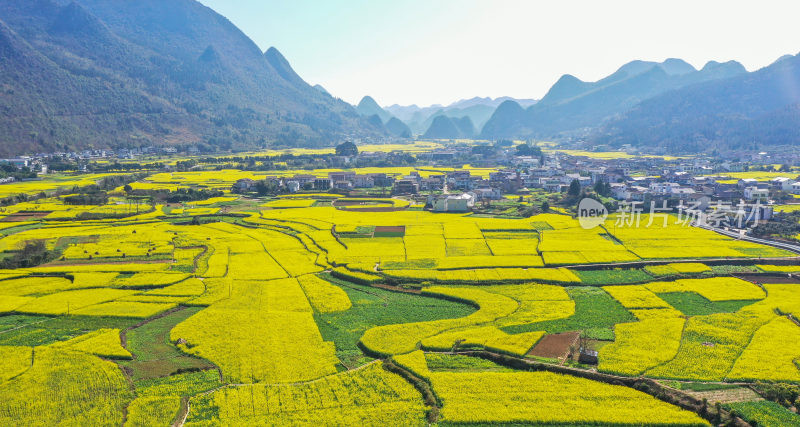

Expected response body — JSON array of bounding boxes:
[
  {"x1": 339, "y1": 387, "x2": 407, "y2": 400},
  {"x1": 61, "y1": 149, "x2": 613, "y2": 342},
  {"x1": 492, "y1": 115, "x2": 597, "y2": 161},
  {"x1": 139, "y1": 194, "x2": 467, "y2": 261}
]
[
  {"x1": 1, "y1": 211, "x2": 52, "y2": 221},
  {"x1": 685, "y1": 387, "x2": 763, "y2": 404},
  {"x1": 529, "y1": 331, "x2": 580, "y2": 359},
  {"x1": 374, "y1": 225, "x2": 405, "y2": 233}
]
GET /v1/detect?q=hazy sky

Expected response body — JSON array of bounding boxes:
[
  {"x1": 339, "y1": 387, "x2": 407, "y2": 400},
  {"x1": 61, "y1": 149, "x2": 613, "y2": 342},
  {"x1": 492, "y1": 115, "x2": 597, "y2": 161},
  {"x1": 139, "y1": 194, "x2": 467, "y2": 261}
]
[{"x1": 198, "y1": 0, "x2": 800, "y2": 107}]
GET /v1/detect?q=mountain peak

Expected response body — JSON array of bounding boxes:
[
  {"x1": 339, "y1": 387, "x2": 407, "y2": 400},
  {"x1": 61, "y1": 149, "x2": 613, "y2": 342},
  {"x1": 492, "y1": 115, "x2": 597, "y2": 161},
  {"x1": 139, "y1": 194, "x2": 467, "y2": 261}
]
[
  {"x1": 49, "y1": 1, "x2": 110, "y2": 38},
  {"x1": 539, "y1": 74, "x2": 588, "y2": 105},
  {"x1": 264, "y1": 46, "x2": 307, "y2": 86},
  {"x1": 557, "y1": 74, "x2": 583, "y2": 83},
  {"x1": 660, "y1": 58, "x2": 696, "y2": 75},
  {"x1": 495, "y1": 99, "x2": 525, "y2": 114},
  {"x1": 700, "y1": 60, "x2": 746, "y2": 76},
  {"x1": 264, "y1": 46, "x2": 281, "y2": 57},
  {"x1": 615, "y1": 60, "x2": 659, "y2": 78},
  {"x1": 602, "y1": 58, "x2": 694, "y2": 83},
  {"x1": 356, "y1": 96, "x2": 392, "y2": 123},
  {"x1": 423, "y1": 115, "x2": 471, "y2": 139},
  {"x1": 313, "y1": 84, "x2": 330, "y2": 96},
  {"x1": 357, "y1": 95, "x2": 379, "y2": 108},
  {"x1": 264, "y1": 46, "x2": 290, "y2": 68}
]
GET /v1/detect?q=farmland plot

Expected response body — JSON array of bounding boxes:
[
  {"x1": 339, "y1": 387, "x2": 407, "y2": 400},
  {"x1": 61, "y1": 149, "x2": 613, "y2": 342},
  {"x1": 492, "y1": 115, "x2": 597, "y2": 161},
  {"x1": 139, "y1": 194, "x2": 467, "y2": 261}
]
[
  {"x1": 0, "y1": 348, "x2": 131, "y2": 426},
  {"x1": 186, "y1": 362, "x2": 426, "y2": 426},
  {"x1": 394, "y1": 351, "x2": 708, "y2": 426},
  {"x1": 1, "y1": 167, "x2": 799, "y2": 426},
  {"x1": 171, "y1": 278, "x2": 339, "y2": 383}
]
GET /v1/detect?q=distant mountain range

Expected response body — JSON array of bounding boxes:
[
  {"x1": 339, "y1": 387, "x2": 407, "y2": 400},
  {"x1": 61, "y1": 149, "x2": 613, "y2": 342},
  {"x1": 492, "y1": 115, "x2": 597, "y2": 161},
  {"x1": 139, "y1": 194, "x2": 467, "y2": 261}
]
[
  {"x1": 340, "y1": 52, "x2": 800, "y2": 148},
  {"x1": 0, "y1": 0, "x2": 383, "y2": 156},
  {"x1": 353, "y1": 96, "x2": 411, "y2": 138},
  {"x1": 353, "y1": 95, "x2": 506, "y2": 139},
  {"x1": 384, "y1": 97, "x2": 537, "y2": 135},
  {"x1": 405, "y1": 55, "x2": 800, "y2": 149},
  {"x1": 592, "y1": 54, "x2": 800, "y2": 151},
  {"x1": 481, "y1": 58, "x2": 749, "y2": 140},
  {"x1": 422, "y1": 115, "x2": 475, "y2": 139}
]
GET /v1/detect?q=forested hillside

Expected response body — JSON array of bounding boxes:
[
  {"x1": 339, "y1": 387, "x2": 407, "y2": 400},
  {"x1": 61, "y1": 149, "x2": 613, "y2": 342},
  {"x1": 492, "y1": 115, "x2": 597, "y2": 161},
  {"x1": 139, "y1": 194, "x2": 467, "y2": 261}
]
[{"x1": 0, "y1": 0, "x2": 381, "y2": 156}]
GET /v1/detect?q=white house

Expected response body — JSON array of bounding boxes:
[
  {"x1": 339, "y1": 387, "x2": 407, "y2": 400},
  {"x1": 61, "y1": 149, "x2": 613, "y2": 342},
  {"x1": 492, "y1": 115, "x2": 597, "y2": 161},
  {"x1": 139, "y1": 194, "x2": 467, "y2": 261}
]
[
  {"x1": 543, "y1": 179, "x2": 563, "y2": 193},
  {"x1": 561, "y1": 174, "x2": 591, "y2": 187},
  {"x1": 792, "y1": 182, "x2": 800, "y2": 195},
  {"x1": 744, "y1": 186, "x2": 769, "y2": 201},
  {"x1": 285, "y1": 180, "x2": 300, "y2": 193},
  {"x1": 472, "y1": 188, "x2": 503, "y2": 201},
  {"x1": 771, "y1": 177, "x2": 794, "y2": 191},
  {"x1": 610, "y1": 183, "x2": 628, "y2": 200},
  {"x1": 431, "y1": 193, "x2": 475, "y2": 213},
  {"x1": 649, "y1": 182, "x2": 680, "y2": 196}
]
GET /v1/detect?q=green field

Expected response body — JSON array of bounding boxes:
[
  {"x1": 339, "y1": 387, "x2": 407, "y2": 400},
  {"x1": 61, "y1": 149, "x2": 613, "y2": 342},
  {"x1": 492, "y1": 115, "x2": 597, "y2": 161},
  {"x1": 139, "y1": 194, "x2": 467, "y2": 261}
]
[{"x1": 502, "y1": 286, "x2": 636, "y2": 340}]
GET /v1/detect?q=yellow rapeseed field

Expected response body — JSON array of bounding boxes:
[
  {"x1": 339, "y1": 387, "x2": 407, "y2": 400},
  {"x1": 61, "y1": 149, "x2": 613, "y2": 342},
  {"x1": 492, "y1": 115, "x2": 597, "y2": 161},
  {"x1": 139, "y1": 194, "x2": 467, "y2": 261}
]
[
  {"x1": 185, "y1": 362, "x2": 426, "y2": 426},
  {"x1": 49, "y1": 329, "x2": 132, "y2": 359},
  {"x1": 599, "y1": 319, "x2": 685, "y2": 376},
  {"x1": 393, "y1": 351, "x2": 707, "y2": 426},
  {"x1": 645, "y1": 277, "x2": 766, "y2": 302},
  {"x1": 296, "y1": 274, "x2": 352, "y2": 313},
  {"x1": 421, "y1": 326, "x2": 544, "y2": 356},
  {"x1": 170, "y1": 278, "x2": 339, "y2": 383},
  {"x1": 727, "y1": 316, "x2": 800, "y2": 382},
  {"x1": 16, "y1": 288, "x2": 136, "y2": 315},
  {"x1": 2, "y1": 164, "x2": 798, "y2": 424},
  {"x1": 0, "y1": 347, "x2": 131, "y2": 426},
  {"x1": 646, "y1": 312, "x2": 771, "y2": 381},
  {"x1": 0, "y1": 346, "x2": 33, "y2": 383},
  {"x1": 126, "y1": 396, "x2": 182, "y2": 427}
]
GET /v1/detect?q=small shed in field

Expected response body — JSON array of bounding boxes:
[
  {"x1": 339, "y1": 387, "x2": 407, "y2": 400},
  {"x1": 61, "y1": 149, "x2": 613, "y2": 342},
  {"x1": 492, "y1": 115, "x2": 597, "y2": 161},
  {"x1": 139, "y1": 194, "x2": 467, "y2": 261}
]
[{"x1": 579, "y1": 348, "x2": 598, "y2": 365}]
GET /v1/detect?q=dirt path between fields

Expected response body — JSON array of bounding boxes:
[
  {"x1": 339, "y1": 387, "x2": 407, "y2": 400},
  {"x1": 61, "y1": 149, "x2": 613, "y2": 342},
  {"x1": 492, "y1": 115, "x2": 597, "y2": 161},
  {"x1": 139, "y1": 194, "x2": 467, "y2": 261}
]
[
  {"x1": 173, "y1": 396, "x2": 190, "y2": 427},
  {"x1": 0, "y1": 318, "x2": 51, "y2": 335}
]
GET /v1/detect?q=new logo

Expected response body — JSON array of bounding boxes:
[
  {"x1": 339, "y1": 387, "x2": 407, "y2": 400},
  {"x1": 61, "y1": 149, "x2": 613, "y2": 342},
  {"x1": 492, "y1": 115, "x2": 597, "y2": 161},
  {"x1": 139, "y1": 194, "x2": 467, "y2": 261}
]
[{"x1": 578, "y1": 198, "x2": 608, "y2": 230}]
